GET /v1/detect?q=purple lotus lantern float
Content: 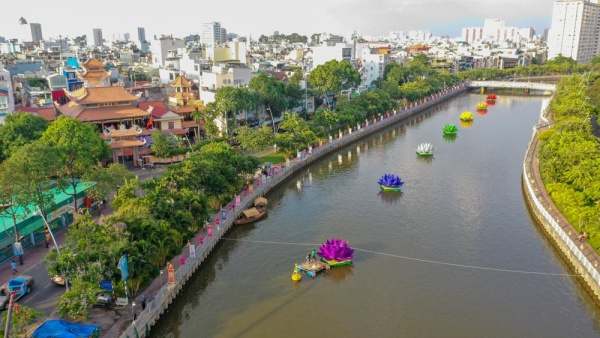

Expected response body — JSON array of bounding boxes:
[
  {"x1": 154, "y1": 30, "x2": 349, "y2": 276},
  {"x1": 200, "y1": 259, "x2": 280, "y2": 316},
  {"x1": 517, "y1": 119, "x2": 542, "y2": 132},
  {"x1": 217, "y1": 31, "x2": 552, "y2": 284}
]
[
  {"x1": 378, "y1": 174, "x2": 404, "y2": 192},
  {"x1": 318, "y1": 238, "x2": 354, "y2": 267}
]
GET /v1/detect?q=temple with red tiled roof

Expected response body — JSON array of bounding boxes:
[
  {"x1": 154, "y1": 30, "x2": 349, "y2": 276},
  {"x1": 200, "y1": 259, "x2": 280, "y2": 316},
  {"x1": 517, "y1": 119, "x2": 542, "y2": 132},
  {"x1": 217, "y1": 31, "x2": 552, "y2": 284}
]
[
  {"x1": 78, "y1": 58, "x2": 110, "y2": 87},
  {"x1": 165, "y1": 74, "x2": 204, "y2": 139},
  {"x1": 55, "y1": 86, "x2": 150, "y2": 131}
]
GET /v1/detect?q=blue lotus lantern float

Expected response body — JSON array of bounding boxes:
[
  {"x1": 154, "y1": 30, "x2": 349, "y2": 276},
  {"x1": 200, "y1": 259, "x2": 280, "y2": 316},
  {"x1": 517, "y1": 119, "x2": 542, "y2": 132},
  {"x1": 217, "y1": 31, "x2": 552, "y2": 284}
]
[
  {"x1": 378, "y1": 173, "x2": 404, "y2": 192},
  {"x1": 318, "y1": 238, "x2": 354, "y2": 267}
]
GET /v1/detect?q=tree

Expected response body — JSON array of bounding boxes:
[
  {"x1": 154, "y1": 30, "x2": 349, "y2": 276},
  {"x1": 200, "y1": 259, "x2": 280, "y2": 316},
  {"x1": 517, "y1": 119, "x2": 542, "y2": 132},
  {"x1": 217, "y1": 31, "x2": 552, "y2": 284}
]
[
  {"x1": 82, "y1": 163, "x2": 134, "y2": 205},
  {"x1": 5, "y1": 141, "x2": 60, "y2": 219},
  {"x1": 308, "y1": 60, "x2": 361, "y2": 96},
  {"x1": 249, "y1": 72, "x2": 286, "y2": 131},
  {"x1": 0, "y1": 112, "x2": 48, "y2": 162},
  {"x1": 150, "y1": 129, "x2": 171, "y2": 158},
  {"x1": 41, "y1": 117, "x2": 111, "y2": 210},
  {"x1": 0, "y1": 305, "x2": 43, "y2": 337},
  {"x1": 57, "y1": 280, "x2": 98, "y2": 321},
  {"x1": 234, "y1": 125, "x2": 275, "y2": 152}
]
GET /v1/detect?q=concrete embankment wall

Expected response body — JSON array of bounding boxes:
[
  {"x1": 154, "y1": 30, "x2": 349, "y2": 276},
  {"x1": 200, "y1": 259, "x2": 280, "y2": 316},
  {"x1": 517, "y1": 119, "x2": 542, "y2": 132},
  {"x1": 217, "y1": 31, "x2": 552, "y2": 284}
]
[
  {"x1": 119, "y1": 85, "x2": 468, "y2": 338},
  {"x1": 521, "y1": 103, "x2": 600, "y2": 301}
]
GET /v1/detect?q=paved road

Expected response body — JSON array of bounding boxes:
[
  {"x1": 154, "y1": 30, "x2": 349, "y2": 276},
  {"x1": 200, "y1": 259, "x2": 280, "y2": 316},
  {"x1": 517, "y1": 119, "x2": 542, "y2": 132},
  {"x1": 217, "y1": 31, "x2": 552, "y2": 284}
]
[{"x1": 0, "y1": 165, "x2": 166, "y2": 320}]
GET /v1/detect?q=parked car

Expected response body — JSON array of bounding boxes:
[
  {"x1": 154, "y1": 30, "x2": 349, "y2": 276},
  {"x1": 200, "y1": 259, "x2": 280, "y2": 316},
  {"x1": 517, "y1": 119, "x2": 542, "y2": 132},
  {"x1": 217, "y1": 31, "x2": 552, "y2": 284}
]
[
  {"x1": 0, "y1": 275, "x2": 35, "y2": 310},
  {"x1": 50, "y1": 275, "x2": 66, "y2": 286},
  {"x1": 95, "y1": 291, "x2": 115, "y2": 309}
]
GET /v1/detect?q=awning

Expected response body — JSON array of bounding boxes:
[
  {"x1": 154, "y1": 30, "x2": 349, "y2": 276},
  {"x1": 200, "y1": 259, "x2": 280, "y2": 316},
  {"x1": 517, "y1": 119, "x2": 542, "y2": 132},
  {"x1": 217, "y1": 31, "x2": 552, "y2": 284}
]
[
  {"x1": 254, "y1": 197, "x2": 267, "y2": 207},
  {"x1": 242, "y1": 208, "x2": 261, "y2": 218}
]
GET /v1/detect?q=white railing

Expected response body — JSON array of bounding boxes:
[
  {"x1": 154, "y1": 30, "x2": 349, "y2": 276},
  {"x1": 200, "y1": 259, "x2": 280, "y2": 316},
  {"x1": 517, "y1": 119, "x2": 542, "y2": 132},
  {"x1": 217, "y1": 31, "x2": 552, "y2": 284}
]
[
  {"x1": 466, "y1": 81, "x2": 556, "y2": 91},
  {"x1": 521, "y1": 103, "x2": 600, "y2": 292}
]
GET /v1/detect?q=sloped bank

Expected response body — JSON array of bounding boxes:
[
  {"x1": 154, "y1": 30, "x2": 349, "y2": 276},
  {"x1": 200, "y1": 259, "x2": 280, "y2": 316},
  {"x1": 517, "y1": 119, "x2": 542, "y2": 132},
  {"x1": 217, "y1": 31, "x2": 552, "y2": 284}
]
[
  {"x1": 521, "y1": 103, "x2": 600, "y2": 301},
  {"x1": 118, "y1": 85, "x2": 467, "y2": 338}
]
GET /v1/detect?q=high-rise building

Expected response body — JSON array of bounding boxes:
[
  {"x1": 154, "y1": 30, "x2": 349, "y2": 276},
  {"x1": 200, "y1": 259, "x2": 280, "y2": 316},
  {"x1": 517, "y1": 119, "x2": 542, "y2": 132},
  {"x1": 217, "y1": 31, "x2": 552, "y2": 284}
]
[
  {"x1": 30, "y1": 23, "x2": 43, "y2": 42},
  {"x1": 92, "y1": 28, "x2": 103, "y2": 46},
  {"x1": 221, "y1": 28, "x2": 227, "y2": 44},
  {"x1": 138, "y1": 27, "x2": 146, "y2": 42},
  {"x1": 137, "y1": 27, "x2": 148, "y2": 53},
  {"x1": 201, "y1": 22, "x2": 221, "y2": 46},
  {"x1": 547, "y1": 0, "x2": 600, "y2": 63}
]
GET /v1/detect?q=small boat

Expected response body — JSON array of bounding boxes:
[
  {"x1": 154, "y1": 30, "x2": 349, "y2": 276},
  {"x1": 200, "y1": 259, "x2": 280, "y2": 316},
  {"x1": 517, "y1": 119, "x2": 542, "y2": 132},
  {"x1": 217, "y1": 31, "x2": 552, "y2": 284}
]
[
  {"x1": 416, "y1": 143, "x2": 433, "y2": 157},
  {"x1": 254, "y1": 197, "x2": 268, "y2": 212},
  {"x1": 234, "y1": 207, "x2": 266, "y2": 225}
]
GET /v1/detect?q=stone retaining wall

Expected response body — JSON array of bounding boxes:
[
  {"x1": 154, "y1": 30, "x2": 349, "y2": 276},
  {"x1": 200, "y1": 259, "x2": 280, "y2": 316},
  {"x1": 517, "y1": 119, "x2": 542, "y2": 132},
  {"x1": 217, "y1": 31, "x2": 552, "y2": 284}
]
[{"x1": 521, "y1": 102, "x2": 600, "y2": 301}]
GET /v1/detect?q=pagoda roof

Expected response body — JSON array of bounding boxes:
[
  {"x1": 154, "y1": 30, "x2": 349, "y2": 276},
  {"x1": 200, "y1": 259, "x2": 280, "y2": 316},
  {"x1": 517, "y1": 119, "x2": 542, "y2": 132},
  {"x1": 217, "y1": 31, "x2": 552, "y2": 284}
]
[
  {"x1": 81, "y1": 58, "x2": 105, "y2": 68},
  {"x1": 78, "y1": 71, "x2": 110, "y2": 80},
  {"x1": 68, "y1": 86, "x2": 140, "y2": 104},
  {"x1": 109, "y1": 139, "x2": 147, "y2": 148},
  {"x1": 57, "y1": 103, "x2": 149, "y2": 121},
  {"x1": 170, "y1": 74, "x2": 192, "y2": 87}
]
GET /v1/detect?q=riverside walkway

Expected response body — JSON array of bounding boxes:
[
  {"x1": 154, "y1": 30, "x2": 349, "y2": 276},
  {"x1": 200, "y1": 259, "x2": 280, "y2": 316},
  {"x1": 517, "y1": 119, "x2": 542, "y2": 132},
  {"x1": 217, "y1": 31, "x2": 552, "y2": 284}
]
[
  {"x1": 522, "y1": 106, "x2": 600, "y2": 300},
  {"x1": 115, "y1": 85, "x2": 467, "y2": 338}
]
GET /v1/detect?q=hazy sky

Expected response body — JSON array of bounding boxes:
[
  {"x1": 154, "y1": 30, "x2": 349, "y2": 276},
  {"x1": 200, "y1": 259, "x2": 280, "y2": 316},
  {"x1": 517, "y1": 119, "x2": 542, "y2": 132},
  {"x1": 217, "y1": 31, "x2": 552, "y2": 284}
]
[{"x1": 2, "y1": 0, "x2": 552, "y2": 42}]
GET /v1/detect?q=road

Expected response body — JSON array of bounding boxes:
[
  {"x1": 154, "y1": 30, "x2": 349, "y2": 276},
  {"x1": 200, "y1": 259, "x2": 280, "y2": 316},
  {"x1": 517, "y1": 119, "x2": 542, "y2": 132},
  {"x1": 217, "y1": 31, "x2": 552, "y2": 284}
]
[{"x1": 2, "y1": 165, "x2": 166, "y2": 318}]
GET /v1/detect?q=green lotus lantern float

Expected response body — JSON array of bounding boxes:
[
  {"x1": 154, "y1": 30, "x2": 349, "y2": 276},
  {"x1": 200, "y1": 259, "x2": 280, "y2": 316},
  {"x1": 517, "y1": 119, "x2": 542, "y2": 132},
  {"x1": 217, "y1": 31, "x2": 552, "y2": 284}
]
[{"x1": 442, "y1": 124, "x2": 459, "y2": 135}]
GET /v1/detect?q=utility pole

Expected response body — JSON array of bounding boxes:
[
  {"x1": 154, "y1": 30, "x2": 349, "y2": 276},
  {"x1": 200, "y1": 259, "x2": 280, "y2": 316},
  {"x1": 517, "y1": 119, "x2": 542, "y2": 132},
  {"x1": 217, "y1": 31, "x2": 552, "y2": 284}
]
[{"x1": 4, "y1": 291, "x2": 15, "y2": 338}]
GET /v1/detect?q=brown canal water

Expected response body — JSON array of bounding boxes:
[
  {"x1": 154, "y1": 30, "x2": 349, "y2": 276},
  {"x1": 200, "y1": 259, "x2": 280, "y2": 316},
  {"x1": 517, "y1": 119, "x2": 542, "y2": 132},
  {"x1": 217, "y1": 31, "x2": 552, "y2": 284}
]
[{"x1": 153, "y1": 94, "x2": 600, "y2": 337}]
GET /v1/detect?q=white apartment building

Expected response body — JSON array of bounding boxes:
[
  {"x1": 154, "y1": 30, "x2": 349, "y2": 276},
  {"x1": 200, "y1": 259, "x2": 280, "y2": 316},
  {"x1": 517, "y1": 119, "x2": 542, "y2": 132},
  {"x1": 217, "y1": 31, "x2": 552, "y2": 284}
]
[
  {"x1": 201, "y1": 22, "x2": 222, "y2": 46},
  {"x1": 462, "y1": 19, "x2": 523, "y2": 43},
  {"x1": 0, "y1": 64, "x2": 14, "y2": 119},
  {"x1": 357, "y1": 45, "x2": 390, "y2": 88},
  {"x1": 311, "y1": 43, "x2": 354, "y2": 69},
  {"x1": 150, "y1": 36, "x2": 186, "y2": 68},
  {"x1": 548, "y1": 0, "x2": 600, "y2": 63},
  {"x1": 199, "y1": 65, "x2": 252, "y2": 99}
]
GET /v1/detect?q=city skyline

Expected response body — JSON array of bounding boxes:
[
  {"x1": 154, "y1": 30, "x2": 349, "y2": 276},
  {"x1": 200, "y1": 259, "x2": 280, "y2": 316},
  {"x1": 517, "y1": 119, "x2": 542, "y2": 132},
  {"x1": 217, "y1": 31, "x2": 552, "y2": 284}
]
[{"x1": 2, "y1": 0, "x2": 552, "y2": 41}]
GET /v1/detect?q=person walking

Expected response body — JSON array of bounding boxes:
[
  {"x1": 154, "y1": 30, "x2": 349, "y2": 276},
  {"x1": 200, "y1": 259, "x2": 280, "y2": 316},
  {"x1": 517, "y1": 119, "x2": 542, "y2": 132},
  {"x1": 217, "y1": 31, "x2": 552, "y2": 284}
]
[
  {"x1": 141, "y1": 295, "x2": 147, "y2": 310},
  {"x1": 11, "y1": 260, "x2": 17, "y2": 275}
]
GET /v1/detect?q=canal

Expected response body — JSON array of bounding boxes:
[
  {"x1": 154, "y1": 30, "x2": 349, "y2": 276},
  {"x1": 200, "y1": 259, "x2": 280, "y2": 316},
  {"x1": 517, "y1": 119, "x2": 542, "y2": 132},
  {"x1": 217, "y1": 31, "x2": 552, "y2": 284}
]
[{"x1": 154, "y1": 93, "x2": 600, "y2": 337}]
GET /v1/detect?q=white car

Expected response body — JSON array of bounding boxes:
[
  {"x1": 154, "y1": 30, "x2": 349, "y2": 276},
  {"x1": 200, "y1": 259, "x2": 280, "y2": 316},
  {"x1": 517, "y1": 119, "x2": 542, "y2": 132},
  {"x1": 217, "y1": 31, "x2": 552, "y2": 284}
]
[{"x1": 50, "y1": 275, "x2": 66, "y2": 286}]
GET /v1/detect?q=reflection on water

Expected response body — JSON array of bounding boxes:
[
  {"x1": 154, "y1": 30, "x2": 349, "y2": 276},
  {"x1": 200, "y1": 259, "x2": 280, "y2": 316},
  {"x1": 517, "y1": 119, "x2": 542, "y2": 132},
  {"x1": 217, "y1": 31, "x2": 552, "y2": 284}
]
[
  {"x1": 460, "y1": 120, "x2": 474, "y2": 128},
  {"x1": 323, "y1": 265, "x2": 354, "y2": 283},
  {"x1": 443, "y1": 133, "x2": 458, "y2": 142},
  {"x1": 378, "y1": 190, "x2": 403, "y2": 205}
]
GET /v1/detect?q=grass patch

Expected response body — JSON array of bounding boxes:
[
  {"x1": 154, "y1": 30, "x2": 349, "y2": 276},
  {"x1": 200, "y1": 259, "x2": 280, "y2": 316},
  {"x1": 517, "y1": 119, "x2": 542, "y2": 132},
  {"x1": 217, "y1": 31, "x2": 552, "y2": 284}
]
[{"x1": 257, "y1": 153, "x2": 286, "y2": 165}]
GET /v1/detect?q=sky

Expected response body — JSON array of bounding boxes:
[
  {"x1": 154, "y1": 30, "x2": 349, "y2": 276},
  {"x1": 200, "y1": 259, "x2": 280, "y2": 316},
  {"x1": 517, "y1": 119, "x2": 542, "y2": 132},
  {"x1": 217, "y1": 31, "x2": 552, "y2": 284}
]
[{"x1": 1, "y1": 0, "x2": 552, "y2": 42}]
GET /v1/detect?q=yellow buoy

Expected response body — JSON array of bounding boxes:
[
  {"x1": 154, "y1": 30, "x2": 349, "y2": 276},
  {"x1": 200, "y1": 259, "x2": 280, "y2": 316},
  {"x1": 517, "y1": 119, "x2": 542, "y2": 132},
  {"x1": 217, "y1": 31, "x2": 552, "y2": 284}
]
[{"x1": 292, "y1": 264, "x2": 302, "y2": 282}]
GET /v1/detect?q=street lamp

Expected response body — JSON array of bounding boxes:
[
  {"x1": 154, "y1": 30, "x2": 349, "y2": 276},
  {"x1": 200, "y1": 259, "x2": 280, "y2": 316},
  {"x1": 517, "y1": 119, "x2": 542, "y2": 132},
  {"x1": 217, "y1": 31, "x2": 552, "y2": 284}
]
[{"x1": 33, "y1": 208, "x2": 72, "y2": 290}]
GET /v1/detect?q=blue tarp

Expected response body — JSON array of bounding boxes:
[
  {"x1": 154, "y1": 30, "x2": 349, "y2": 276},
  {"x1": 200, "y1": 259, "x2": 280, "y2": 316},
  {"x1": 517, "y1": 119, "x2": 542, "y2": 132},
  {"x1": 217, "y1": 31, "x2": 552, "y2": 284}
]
[{"x1": 32, "y1": 320, "x2": 101, "y2": 338}]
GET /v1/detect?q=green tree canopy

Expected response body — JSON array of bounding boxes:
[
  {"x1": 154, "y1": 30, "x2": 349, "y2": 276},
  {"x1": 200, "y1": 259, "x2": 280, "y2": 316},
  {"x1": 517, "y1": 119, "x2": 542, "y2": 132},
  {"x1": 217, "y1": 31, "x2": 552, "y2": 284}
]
[
  {"x1": 41, "y1": 117, "x2": 111, "y2": 209},
  {"x1": 0, "y1": 112, "x2": 49, "y2": 162}
]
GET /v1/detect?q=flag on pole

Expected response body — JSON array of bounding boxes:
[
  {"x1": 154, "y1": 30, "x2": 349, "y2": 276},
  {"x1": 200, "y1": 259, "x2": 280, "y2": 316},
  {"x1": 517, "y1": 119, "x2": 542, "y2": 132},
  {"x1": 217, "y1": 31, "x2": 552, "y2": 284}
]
[
  {"x1": 146, "y1": 116, "x2": 154, "y2": 128},
  {"x1": 117, "y1": 254, "x2": 129, "y2": 281}
]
